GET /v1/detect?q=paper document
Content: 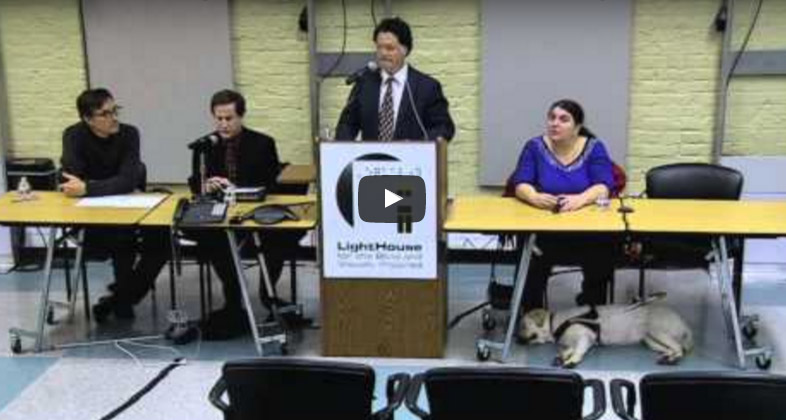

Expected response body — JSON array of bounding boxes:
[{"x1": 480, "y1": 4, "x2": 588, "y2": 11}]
[{"x1": 76, "y1": 194, "x2": 167, "y2": 209}]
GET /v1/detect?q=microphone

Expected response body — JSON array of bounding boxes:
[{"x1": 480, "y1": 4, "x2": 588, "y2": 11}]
[
  {"x1": 345, "y1": 61, "x2": 378, "y2": 85},
  {"x1": 187, "y1": 133, "x2": 219, "y2": 150}
]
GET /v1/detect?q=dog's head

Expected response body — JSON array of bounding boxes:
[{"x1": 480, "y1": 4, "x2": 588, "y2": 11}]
[{"x1": 519, "y1": 309, "x2": 555, "y2": 344}]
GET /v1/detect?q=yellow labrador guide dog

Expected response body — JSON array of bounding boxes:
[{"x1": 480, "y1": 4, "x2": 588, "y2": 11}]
[{"x1": 518, "y1": 293, "x2": 693, "y2": 368}]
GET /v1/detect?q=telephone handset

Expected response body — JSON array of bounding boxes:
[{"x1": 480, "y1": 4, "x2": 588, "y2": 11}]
[{"x1": 172, "y1": 197, "x2": 228, "y2": 225}]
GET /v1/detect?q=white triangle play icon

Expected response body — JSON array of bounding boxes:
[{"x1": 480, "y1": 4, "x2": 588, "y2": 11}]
[{"x1": 384, "y1": 189, "x2": 404, "y2": 208}]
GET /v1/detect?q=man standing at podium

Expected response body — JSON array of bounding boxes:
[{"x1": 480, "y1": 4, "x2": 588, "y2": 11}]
[{"x1": 335, "y1": 17, "x2": 455, "y2": 142}]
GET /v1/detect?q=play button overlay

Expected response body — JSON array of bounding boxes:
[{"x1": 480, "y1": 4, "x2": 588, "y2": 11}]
[
  {"x1": 358, "y1": 175, "x2": 426, "y2": 226},
  {"x1": 385, "y1": 189, "x2": 403, "y2": 208}
]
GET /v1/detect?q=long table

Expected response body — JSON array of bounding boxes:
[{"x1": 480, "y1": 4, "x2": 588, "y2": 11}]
[
  {"x1": 139, "y1": 194, "x2": 317, "y2": 355},
  {"x1": 444, "y1": 196, "x2": 626, "y2": 361},
  {"x1": 445, "y1": 195, "x2": 786, "y2": 368},
  {"x1": 0, "y1": 191, "x2": 165, "y2": 352},
  {"x1": 0, "y1": 191, "x2": 316, "y2": 355},
  {"x1": 627, "y1": 198, "x2": 786, "y2": 368},
  {"x1": 5, "y1": 190, "x2": 783, "y2": 365}
]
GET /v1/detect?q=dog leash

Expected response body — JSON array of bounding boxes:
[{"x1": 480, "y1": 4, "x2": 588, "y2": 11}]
[{"x1": 622, "y1": 291, "x2": 668, "y2": 314}]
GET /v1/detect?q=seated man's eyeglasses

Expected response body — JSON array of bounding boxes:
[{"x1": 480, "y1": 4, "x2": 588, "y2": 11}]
[{"x1": 94, "y1": 105, "x2": 122, "y2": 118}]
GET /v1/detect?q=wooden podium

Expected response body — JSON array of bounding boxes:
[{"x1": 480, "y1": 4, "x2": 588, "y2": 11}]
[{"x1": 318, "y1": 141, "x2": 447, "y2": 357}]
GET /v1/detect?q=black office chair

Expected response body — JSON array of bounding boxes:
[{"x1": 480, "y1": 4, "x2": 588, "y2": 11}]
[
  {"x1": 637, "y1": 163, "x2": 744, "y2": 302},
  {"x1": 611, "y1": 371, "x2": 786, "y2": 420},
  {"x1": 405, "y1": 366, "x2": 605, "y2": 420},
  {"x1": 209, "y1": 358, "x2": 409, "y2": 420}
]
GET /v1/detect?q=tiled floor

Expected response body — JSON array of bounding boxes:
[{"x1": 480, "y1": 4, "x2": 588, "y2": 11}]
[{"x1": 0, "y1": 259, "x2": 784, "y2": 419}]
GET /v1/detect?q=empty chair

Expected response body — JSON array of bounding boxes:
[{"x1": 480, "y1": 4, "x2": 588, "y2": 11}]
[
  {"x1": 209, "y1": 358, "x2": 409, "y2": 420},
  {"x1": 637, "y1": 162, "x2": 744, "y2": 300},
  {"x1": 611, "y1": 371, "x2": 786, "y2": 420},
  {"x1": 405, "y1": 366, "x2": 605, "y2": 420},
  {"x1": 645, "y1": 162, "x2": 742, "y2": 200}
]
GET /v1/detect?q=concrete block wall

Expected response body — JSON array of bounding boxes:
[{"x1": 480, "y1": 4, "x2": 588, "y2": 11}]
[
  {"x1": 0, "y1": 0, "x2": 85, "y2": 162},
  {"x1": 725, "y1": 0, "x2": 786, "y2": 157},
  {"x1": 0, "y1": 0, "x2": 784, "y2": 194},
  {"x1": 626, "y1": 0, "x2": 723, "y2": 192},
  {"x1": 232, "y1": 0, "x2": 312, "y2": 168}
]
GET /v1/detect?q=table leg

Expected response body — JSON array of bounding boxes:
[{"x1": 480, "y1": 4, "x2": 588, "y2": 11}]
[
  {"x1": 252, "y1": 232, "x2": 276, "y2": 317},
  {"x1": 712, "y1": 236, "x2": 746, "y2": 368},
  {"x1": 251, "y1": 232, "x2": 290, "y2": 349},
  {"x1": 226, "y1": 229, "x2": 263, "y2": 355},
  {"x1": 476, "y1": 233, "x2": 536, "y2": 362},
  {"x1": 7, "y1": 227, "x2": 59, "y2": 353},
  {"x1": 68, "y1": 229, "x2": 86, "y2": 319}
]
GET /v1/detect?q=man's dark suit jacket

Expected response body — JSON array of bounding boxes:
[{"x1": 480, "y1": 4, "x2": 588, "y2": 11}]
[
  {"x1": 188, "y1": 127, "x2": 281, "y2": 195},
  {"x1": 334, "y1": 65, "x2": 455, "y2": 141}
]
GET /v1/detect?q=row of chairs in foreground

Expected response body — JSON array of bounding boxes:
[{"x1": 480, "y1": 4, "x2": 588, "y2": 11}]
[{"x1": 208, "y1": 357, "x2": 786, "y2": 420}]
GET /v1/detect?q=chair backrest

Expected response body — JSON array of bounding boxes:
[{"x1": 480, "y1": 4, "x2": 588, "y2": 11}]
[
  {"x1": 220, "y1": 358, "x2": 375, "y2": 420},
  {"x1": 645, "y1": 163, "x2": 743, "y2": 199},
  {"x1": 421, "y1": 367, "x2": 596, "y2": 420},
  {"x1": 640, "y1": 371, "x2": 786, "y2": 420}
]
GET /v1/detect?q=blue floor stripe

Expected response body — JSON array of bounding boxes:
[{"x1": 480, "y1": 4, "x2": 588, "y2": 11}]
[{"x1": 0, "y1": 357, "x2": 58, "y2": 411}]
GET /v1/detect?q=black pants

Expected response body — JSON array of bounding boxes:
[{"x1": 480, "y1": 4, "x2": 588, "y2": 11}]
[
  {"x1": 83, "y1": 227, "x2": 171, "y2": 307},
  {"x1": 520, "y1": 234, "x2": 617, "y2": 311},
  {"x1": 106, "y1": 227, "x2": 304, "y2": 311},
  {"x1": 83, "y1": 227, "x2": 138, "y2": 302},
  {"x1": 186, "y1": 230, "x2": 305, "y2": 311}
]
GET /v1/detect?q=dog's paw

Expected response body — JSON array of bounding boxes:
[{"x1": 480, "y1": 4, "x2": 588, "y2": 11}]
[
  {"x1": 553, "y1": 354, "x2": 580, "y2": 368},
  {"x1": 562, "y1": 360, "x2": 579, "y2": 369},
  {"x1": 656, "y1": 354, "x2": 681, "y2": 366}
]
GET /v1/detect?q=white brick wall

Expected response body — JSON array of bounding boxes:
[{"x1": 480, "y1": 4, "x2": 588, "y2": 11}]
[
  {"x1": 0, "y1": 0, "x2": 86, "y2": 162},
  {"x1": 0, "y1": 0, "x2": 784, "y2": 194}
]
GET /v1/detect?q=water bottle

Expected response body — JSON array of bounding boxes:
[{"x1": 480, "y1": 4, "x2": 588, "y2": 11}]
[
  {"x1": 17, "y1": 176, "x2": 32, "y2": 200},
  {"x1": 320, "y1": 125, "x2": 334, "y2": 142}
]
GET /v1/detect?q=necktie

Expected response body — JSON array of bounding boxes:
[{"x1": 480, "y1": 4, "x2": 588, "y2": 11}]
[
  {"x1": 225, "y1": 138, "x2": 239, "y2": 184},
  {"x1": 378, "y1": 78, "x2": 395, "y2": 141}
]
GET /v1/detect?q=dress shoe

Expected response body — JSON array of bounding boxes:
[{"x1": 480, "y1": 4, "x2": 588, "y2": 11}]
[
  {"x1": 92, "y1": 295, "x2": 135, "y2": 324},
  {"x1": 199, "y1": 307, "x2": 249, "y2": 341},
  {"x1": 261, "y1": 297, "x2": 293, "y2": 311},
  {"x1": 113, "y1": 302, "x2": 135, "y2": 320},
  {"x1": 264, "y1": 311, "x2": 312, "y2": 328},
  {"x1": 92, "y1": 296, "x2": 114, "y2": 324}
]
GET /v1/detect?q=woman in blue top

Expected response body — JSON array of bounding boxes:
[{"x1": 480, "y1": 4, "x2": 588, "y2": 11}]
[{"x1": 512, "y1": 99, "x2": 616, "y2": 310}]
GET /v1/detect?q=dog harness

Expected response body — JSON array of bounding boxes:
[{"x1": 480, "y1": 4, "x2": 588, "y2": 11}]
[{"x1": 552, "y1": 306, "x2": 602, "y2": 344}]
